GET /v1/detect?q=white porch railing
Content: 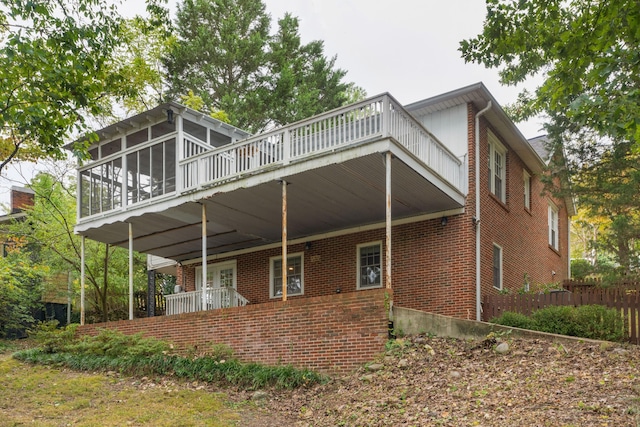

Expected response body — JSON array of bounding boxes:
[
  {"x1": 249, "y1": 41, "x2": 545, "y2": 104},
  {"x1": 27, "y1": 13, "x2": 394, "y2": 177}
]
[
  {"x1": 179, "y1": 93, "x2": 465, "y2": 194},
  {"x1": 164, "y1": 287, "x2": 249, "y2": 316}
]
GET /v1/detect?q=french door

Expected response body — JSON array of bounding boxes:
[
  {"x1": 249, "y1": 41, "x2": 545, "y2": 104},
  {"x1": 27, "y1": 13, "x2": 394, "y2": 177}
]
[{"x1": 196, "y1": 260, "x2": 237, "y2": 291}]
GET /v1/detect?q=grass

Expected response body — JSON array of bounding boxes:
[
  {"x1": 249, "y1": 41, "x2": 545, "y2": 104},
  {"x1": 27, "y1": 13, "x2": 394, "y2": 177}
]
[
  {"x1": 0, "y1": 355, "x2": 240, "y2": 426},
  {"x1": 0, "y1": 325, "x2": 328, "y2": 426}
]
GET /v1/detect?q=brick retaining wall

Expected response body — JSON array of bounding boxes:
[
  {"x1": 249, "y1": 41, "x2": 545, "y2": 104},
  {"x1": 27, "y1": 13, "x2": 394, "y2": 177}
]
[{"x1": 76, "y1": 288, "x2": 390, "y2": 374}]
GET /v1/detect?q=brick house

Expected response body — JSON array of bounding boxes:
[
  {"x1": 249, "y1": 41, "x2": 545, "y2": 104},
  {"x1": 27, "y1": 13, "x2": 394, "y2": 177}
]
[{"x1": 73, "y1": 82, "x2": 573, "y2": 372}]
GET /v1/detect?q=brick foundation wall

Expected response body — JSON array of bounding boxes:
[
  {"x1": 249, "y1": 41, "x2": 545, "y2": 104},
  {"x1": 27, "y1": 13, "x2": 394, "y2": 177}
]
[{"x1": 77, "y1": 288, "x2": 390, "y2": 374}]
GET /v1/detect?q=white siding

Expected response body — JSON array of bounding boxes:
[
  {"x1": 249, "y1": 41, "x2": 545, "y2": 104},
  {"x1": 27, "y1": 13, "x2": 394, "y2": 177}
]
[{"x1": 413, "y1": 104, "x2": 468, "y2": 158}]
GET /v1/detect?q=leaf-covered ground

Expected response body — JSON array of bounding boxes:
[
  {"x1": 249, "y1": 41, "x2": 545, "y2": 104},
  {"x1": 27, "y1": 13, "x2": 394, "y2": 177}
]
[
  {"x1": 247, "y1": 335, "x2": 640, "y2": 426},
  {"x1": 2, "y1": 335, "x2": 640, "y2": 426}
]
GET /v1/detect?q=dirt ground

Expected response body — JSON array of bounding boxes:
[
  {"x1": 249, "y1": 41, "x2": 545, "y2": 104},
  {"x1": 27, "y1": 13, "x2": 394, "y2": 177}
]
[{"x1": 233, "y1": 334, "x2": 640, "y2": 426}]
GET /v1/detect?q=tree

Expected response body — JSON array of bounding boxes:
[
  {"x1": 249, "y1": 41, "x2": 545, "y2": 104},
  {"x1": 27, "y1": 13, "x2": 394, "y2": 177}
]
[
  {"x1": 164, "y1": 0, "x2": 270, "y2": 132},
  {"x1": 95, "y1": 16, "x2": 173, "y2": 123},
  {"x1": 459, "y1": 0, "x2": 640, "y2": 146},
  {"x1": 266, "y1": 13, "x2": 348, "y2": 126},
  {"x1": 0, "y1": 0, "x2": 155, "y2": 172},
  {"x1": 571, "y1": 140, "x2": 640, "y2": 276},
  {"x1": 0, "y1": 247, "x2": 46, "y2": 337},
  {"x1": 10, "y1": 172, "x2": 147, "y2": 323},
  {"x1": 163, "y1": 0, "x2": 357, "y2": 133},
  {"x1": 460, "y1": 0, "x2": 640, "y2": 277}
]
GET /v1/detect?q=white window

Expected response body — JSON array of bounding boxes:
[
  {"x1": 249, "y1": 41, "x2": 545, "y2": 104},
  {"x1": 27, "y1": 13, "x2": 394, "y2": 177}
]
[
  {"x1": 523, "y1": 170, "x2": 531, "y2": 210},
  {"x1": 357, "y1": 242, "x2": 382, "y2": 289},
  {"x1": 270, "y1": 253, "x2": 304, "y2": 298},
  {"x1": 493, "y1": 244, "x2": 503, "y2": 290},
  {"x1": 195, "y1": 260, "x2": 237, "y2": 290},
  {"x1": 548, "y1": 203, "x2": 559, "y2": 250},
  {"x1": 488, "y1": 131, "x2": 507, "y2": 203}
]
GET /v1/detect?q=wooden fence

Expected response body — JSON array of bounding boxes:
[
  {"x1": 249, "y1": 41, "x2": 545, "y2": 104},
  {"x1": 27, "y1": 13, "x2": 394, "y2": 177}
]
[
  {"x1": 482, "y1": 285, "x2": 640, "y2": 345},
  {"x1": 133, "y1": 292, "x2": 166, "y2": 317}
]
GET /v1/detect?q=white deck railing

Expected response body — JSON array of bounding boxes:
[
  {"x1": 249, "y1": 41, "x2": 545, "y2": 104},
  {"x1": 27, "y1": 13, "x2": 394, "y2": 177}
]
[
  {"x1": 77, "y1": 94, "x2": 465, "y2": 223},
  {"x1": 179, "y1": 94, "x2": 464, "y2": 194},
  {"x1": 164, "y1": 287, "x2": 249, "y2": 316}
]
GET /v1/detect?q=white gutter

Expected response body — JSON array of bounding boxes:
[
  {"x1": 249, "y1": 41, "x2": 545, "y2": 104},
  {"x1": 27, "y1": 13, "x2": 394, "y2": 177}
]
[{"x1": 475, "y1": 101, "x2": 492, "y2": 321}]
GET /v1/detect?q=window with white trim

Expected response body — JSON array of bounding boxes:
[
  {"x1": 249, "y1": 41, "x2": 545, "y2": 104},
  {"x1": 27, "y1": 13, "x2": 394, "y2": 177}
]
[
  {"x1": 548, "y1": 203, "x2": 559, "y2": 250},
  {"x1": 493, "y1": 244, "x2": 503, "y2": 290},
  {"x1": 523, "y1": 170, "x2": 531, "y2": 210},
  {"x1": 357, "y1": 242, "x2": 382, "y2": 289},
  {"x1": 488, "y1": 131, "x2": 507, "y2": 203},
  {"x1": 270, "y1": 253, "x2": 304, "y2": 298}
]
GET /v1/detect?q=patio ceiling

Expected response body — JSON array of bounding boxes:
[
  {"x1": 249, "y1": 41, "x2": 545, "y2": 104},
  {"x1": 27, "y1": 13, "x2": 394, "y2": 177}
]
[{"x1": 80, "y1": 152, "x2": 464, "y2": 263}]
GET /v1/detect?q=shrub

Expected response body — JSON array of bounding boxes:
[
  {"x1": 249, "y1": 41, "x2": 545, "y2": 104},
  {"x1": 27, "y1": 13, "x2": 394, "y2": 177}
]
[
  {"x1": 491, "y1": 305, "x2": 628, "y2": 342},
  {"x1": 28, "y1": 321, "x2": 78, "y2": 353},
  {"x1": 65, "y1": 329, "x2": 170, "y2": 357},
  {"x1": 490, "y1": 311, "x2": 535, "y2": 330},
  {"x1": 16, "y1": 328, "x2": 327, "y2": 389},
  {"x1": 570, "y1": 259, "x2": 595, "y2": 280},
  {"x1": 572, "y1": 305, "x2": 627, "y2": 342},
  {"x1": 530, "y1": 306, "x2": 577, "y2": 336}
]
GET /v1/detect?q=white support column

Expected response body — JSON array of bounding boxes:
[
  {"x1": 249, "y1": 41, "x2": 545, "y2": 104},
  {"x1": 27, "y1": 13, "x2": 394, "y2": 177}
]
[
  {"x1": 281, "y1": 180, "x2": 288, "y2": 301},
  {"x1": 175, "y1": 112, "x2": 183, "y2": 192},
  {"x1": 80, "y1": 235, "x2": 85, "y2": 326},
  {"x1": 385, "y1": 152, "x2": 392, "y2": 290},
  {"x1": 128, "y1": 222, "x2": 134, "y2": 320},
  {"x1": 201, "y1": 202, "x2": 208, "y2": 309}
]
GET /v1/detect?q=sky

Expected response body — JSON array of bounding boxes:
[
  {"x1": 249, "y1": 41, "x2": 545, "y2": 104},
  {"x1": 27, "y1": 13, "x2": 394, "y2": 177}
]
[{"x1": 0, "y1": 0, "x2": 544, "y2": 208}]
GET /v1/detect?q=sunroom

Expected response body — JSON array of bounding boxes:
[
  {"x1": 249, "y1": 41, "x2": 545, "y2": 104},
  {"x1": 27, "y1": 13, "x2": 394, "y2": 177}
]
[{"x1": 73, "y1": 94, "x2": 467, "y2": 322}]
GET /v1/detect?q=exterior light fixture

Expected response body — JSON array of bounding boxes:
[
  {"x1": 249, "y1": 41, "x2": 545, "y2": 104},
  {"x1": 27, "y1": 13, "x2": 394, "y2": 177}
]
[
  {"x1": 441, "y1": 216, "x2": 448, "y2": 226},
  {"x1": 304, "y1": 242, "x2": 311, "y2": 250},
  {"x1": 167, "y1": 107, "x2": 174, "y2": 125}
]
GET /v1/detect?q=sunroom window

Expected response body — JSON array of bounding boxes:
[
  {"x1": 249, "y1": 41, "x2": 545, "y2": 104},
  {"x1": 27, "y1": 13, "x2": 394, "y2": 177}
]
[{"x1": 126, "y1": 138, "x2": 176, "y2": 205}]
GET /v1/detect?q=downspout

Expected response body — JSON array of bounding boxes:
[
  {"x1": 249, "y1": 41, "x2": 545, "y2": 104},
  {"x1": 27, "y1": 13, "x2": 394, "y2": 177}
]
[
  {"x1": 567, "y1": 215, "x2": 571, "y2": 279},
  {"x1": 475, "y1": 101, "x2": 491, "y2": 321}
]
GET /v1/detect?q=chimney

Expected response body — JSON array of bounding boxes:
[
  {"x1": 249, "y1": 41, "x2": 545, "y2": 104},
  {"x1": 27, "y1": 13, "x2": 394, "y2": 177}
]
[{"x1": 10, "y1": 186, "x2": 35, "y2": 214}]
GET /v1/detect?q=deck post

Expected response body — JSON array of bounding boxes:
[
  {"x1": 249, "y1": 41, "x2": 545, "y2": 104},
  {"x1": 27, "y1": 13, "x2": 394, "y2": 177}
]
[
  {"x1": 80, "y1": 235, "x2": 85, "y2": 325},
  {"x1": 281, "y1": 180, "x2": 288, "y2": 301},
  {"x1": 385, "y1": 152, "x2": 392, "y2": 289},
  {"x1": 129, "y1": 222, "x2": 134, "y2": 320},
  {"x1": 201, "y1": 202, "x2": 208, "y2": 310}
]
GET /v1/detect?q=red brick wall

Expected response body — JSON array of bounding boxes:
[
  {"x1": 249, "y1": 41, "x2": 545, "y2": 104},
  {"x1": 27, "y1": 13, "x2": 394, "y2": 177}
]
[
  {"x1": 77, "y1": 288, "x2": 390, "y2": 374},
  {"x1": 168, "y1": 103, "x2": 569, "y2": 321},
  {"x1": 471, "y1": 104, "x2": 569, "y2": 300},
  {"x1": 10, "y1": 187, "x2": 34, "y2": 213},
  {"x1": 175, "y1": 220, "x2": 476, "y2": 319}
]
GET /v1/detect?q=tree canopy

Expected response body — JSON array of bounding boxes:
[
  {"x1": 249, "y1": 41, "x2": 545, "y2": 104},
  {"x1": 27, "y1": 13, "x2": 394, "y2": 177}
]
[
  {"x1": 460, "y1": 0, "x2": 640, "y2": 147},
  {"x1": 164, "y1": 0, "x2": 355, "y2": 133},
  {"x1": 0, "y1": 0, "x2": 153, "y2": 172},
  {"x1": 460, "y1": 0, "x2": 640, "y2": 277}
]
